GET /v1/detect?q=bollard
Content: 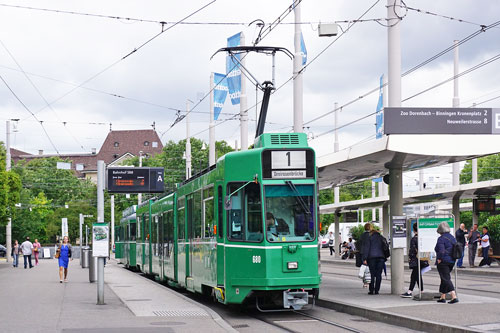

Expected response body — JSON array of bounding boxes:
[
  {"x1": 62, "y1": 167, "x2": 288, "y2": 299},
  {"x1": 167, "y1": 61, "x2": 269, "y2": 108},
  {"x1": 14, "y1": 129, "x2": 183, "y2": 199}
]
[
  {"x1": 89, "y1": 249, "x2": 98, "y2": 282},
  {"x1": 81, "y1": 246, "x2": 90, "y2": 268}
]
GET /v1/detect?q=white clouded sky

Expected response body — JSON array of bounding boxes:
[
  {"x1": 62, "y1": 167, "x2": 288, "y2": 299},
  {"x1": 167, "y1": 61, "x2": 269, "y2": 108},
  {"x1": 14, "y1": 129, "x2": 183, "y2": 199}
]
[{"x1": 1, "y1": 0, "x2": 499, "y2": 158}]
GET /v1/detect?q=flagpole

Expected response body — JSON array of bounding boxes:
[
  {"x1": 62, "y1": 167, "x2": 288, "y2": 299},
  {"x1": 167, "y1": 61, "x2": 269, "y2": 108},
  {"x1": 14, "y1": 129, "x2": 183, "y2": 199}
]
[
  {"x1": 209, "y1": 73, "x2": 216, "y2": 166},
  {"x1": 240, "y1": 32, "x2": 248, "y2": 149},
  {"x1": 293, "y1": 1, "x2": 303, "y2": 133}
]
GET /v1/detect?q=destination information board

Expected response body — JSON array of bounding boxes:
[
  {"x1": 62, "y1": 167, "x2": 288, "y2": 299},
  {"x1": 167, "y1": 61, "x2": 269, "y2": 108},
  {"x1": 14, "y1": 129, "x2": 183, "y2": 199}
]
[
  {"x1": 107, "y1": 167, "x2": 164, "y2": 193},
  {"x1": 384, "y1": 107, "x2": 500, "y2": 134},
  {"x1": 262, "y1": 149, "x2": 315, "y2": 179}
]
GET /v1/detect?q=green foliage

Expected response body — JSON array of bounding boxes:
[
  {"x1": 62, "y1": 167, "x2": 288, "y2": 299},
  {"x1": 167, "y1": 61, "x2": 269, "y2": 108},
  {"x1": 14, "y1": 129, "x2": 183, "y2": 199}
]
[
  {"x1": 0, "y1": 143, "x2": 22, "y2": 231},
  {"x1": 460, "y1": 154, "x2": 500, "y2": 184},
  {"x1": 481, "y1": 215, "x2": 500, "y2": 243},
  {"x1": 349, "y1": 224, "x2": 366, "y2": 249}
]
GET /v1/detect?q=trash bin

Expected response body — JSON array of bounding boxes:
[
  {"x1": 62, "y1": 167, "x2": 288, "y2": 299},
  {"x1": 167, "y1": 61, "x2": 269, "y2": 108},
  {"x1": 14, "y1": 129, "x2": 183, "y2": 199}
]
[
  {"x1": 89, "y1": 250, "x2": 98, "y2": 283},
  {"x1": 81, "y1": 246, "x2": 90, "y2": 268}
]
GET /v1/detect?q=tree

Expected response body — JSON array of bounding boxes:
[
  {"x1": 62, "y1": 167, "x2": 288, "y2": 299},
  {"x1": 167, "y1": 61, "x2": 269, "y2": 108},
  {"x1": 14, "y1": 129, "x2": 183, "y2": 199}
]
[
  {"x1": 460, "y1": 154, "x2": 500, "y2": 184},
  {"x1": 0, "y1": 143, "x2": 22, "y2": 244}
]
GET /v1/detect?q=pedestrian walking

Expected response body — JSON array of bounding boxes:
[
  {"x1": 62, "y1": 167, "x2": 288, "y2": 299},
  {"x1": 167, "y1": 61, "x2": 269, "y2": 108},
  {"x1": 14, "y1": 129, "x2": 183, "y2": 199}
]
[
  {"x1": 435, "y1": 222, "x2": 459, "y2": 304},
  {"x1": 11, "y1": 240, "x2": 20, "y2": 268},
  {"x1": 401, "y1": 223, "x2": 425, "y2": 298},
  {"x1": 56, "y1": 236, "x2": 73, "y2": 283},
  {"x1": 362, "y1": 228, "x2": 386, "y2": 295},
  {"x1": 467, "y1": 224, "x2": 480, "y2": 267},
  {"x1": 455, "y1": 223, "x2": 468, "y2": 268},
  {"x1": 33, "y1": 239, "x2": 41, "y2": 266},
  {"x1": 328, "y1": 231, "x2": 335, "y2": 255},
  {"x1": 479, "y1": 226, "x2": 491, "y2": 267},
  {"x1": 20, "y1": 237, "x2": 34, "y2": 269}
]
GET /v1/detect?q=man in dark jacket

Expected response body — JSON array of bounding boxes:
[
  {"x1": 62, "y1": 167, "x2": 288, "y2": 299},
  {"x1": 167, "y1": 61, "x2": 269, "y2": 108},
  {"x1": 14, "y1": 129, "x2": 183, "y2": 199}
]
[
  {"x1": 467, "y1": 224, "x2": 480, "y2": 267},
  {"x1": 435, "y1": 222, "x2": 458, "y2": 304},
  {"x1": 362, "y1": 229, "x2": 385, "y2": 295},
  {"x1": 455, "y1": 223, "x2": 468, "y2": 268}
]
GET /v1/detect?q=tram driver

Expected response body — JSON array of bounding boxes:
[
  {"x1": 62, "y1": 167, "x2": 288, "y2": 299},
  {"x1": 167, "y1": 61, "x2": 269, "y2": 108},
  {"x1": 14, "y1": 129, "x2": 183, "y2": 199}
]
[{"x1": 266, "y1": 212, "x2": 278, "y2": 235}]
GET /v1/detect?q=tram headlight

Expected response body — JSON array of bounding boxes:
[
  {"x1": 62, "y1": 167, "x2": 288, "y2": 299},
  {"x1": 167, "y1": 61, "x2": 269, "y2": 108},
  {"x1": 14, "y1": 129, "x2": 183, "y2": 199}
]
[{"x1": 287, "y1": 261, "x2": 298, "y2": 270}]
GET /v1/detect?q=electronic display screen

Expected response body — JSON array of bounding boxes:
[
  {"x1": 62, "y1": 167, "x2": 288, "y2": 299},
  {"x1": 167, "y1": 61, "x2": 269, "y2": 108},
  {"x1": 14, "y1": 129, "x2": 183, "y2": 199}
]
[{"x1": 107, "y1": 167, "x2": 164, "y2": 193}]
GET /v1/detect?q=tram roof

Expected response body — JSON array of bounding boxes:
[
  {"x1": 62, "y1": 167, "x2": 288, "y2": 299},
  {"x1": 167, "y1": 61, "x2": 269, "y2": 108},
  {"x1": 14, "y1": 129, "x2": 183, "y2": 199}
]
[{"x1": 317, "y1": 134, "x2": 500, "y2": 189}]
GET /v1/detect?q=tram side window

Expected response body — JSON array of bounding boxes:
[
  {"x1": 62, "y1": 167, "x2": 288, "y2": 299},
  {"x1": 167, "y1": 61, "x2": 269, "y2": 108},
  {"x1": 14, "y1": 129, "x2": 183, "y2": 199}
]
[
  {"x1": 217, "y1": 186, "x2": 223, "y2": 238},
  {"x1": 164, "y1": 211, "x2": 174, "y2": 258},
  {"x1": 152, "y1": 216, "x2": 159, "y2": 256},
  {"x1": 178, "y1": 197, "x2": 185, "y2": 240},
  {"x1": 193, "y1": 190, "x2": 202, "y2": 239},
  {"x1": 130, "y1": 222, "x2": 136, "y2": 241},
  {"x1": 227, "y1": 182, "x2": 263, "y2": 242},
  {"x1": 203, "y1": 187, "x2": 215, "y2": 238},
  {"x1": 136, "y1": 216, "x2": 141, "y2": 240}
]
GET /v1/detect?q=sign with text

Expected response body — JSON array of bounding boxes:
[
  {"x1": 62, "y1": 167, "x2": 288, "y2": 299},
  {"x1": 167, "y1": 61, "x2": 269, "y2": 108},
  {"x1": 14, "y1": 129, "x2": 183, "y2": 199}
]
[
  {"x1": 391, "y1": 216, "x2": 407, "y2": 249},
  {"x1": 262, "y1": 149, "x2": 315, "y2": 179},
  {"x1": 92, "y1": 223, "x2": 109, "y2": 257},
  {"x1": 107, "y1": 167, "x2": 164, "y2": 193},
  {"x1": 384, "y1": 107, "x2": 500, "y2": 134},
  {"x1": 418, "y1": 217, "x2": 454, "y2": 253}
]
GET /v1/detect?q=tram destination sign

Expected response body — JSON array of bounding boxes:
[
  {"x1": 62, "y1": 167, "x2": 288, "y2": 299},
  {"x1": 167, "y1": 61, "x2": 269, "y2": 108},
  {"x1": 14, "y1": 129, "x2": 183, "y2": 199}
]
[
  {"x1": 107, "y1": 167, "x2": 164, "y2": 193},
  {"x1": 384, "y1": 107, "x2": 500, "y2": 134},
  {"x1": 262, "y1": 149, "x2": 315, "y2": 179}
]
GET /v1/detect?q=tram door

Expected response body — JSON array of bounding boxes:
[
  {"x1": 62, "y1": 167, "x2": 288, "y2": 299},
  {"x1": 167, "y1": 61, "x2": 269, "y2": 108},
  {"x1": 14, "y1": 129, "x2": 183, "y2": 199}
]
[{"x1": 216, "y1": 183, "x2": 225, "y2": 286}]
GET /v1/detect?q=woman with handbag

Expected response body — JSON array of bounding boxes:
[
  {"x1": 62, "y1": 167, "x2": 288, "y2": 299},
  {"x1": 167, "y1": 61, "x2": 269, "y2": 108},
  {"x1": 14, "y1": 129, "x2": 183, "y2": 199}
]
[
  {"x1": 56, "y1": 236, "x2": 73, "y2": 283},
  {"x1": 401, "y1": 223, "x2": 426, "y2": 298},
  {"x1": 33, "y1": 238, "x2": 41, "y2": 266}
]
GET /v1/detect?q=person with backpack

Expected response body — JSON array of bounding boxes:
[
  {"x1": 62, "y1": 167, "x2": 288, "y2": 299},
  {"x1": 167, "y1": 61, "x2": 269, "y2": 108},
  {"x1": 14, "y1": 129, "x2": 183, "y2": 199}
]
[
  {"x1": 435, "y1": 221, "x2": 459, "y2": 304},
  {"x1": 362, "y1": 228, "x2": 387, "y2": 295},
  {"x1": 401, "y1": 223, "x2": 426, "y2": 298}
]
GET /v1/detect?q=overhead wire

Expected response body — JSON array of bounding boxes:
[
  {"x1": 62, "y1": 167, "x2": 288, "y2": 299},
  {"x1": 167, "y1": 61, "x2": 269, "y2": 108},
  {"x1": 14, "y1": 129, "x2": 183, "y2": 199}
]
[
  {"x1": 0, "y1": 39, "x2": 87, "y2": 151},
  {"x1": 303, "y1": 18, "x2": 500, "y2": 129},
  {"x1": 0, "y1": 74, "x2": 60, "y2": 154},
  {"x1": 25, "y1": 0, "x2": 216, "y2": 121}
]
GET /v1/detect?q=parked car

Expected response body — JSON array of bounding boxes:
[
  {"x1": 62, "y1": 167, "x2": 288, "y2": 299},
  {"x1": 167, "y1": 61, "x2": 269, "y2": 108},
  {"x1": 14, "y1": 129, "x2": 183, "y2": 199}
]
[
  {"x1": 320, "y1": 235, "x2": 330, "y2": 248},
  {"x1": 0, "y1": 244, "x2": 6, "y2": 257}
]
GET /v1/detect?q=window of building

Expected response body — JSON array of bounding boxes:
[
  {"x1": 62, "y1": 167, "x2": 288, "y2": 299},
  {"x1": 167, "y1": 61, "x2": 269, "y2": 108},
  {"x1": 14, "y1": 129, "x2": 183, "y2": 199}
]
[
  {"x1": 114, "y1": 142, "x2": 119, "y2": 147},
  {"x1": 144, "y1": 141, "x2": 150, "y2": 146},
  {"x1": 76, "y1": 164, "x2": 84, "y2": 171},
  {"x1": 152, "y1": 141, "x2": 158, "y2": 148}
]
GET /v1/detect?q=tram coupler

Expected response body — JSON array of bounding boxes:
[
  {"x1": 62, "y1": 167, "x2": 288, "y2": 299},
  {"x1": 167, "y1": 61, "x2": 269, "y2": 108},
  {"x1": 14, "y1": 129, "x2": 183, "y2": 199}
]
[{"x1": 283, "y1": 290, "x2": 309, "y2": 310}]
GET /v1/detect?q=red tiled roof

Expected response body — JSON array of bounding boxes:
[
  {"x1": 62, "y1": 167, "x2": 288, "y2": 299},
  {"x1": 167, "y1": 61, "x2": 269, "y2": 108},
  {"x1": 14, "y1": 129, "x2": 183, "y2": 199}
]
[{"x1": 10, "y1": 129, "x2": 164, "y2": 177}]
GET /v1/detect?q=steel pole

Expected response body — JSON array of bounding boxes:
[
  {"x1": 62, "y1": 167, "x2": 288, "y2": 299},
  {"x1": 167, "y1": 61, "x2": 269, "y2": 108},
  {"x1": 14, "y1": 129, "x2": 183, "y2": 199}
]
[
  {"x1": 111, "y1": 195, "x2": 115, "y2": 251},
  {"x1": 138, "y1": 154, "x2": 143, "y2": 205},
  {"x1": 452, "y1": 40, "x2": 460, "y2": 187},
  {"x1": 334, "y1": 187, "x2": 340, "y2": 259},
  {"x1": 388, "y1": 0, "x2": 404, "y2": 295},
  {"x1": 79, "y1": 213, "x2": 83, "y2": 265},
  {"x1": 185, "y1": 100, "x2": 191, "y2": 179},
  {"x1": 97, "y1": 160, "x2": 105, "y2": 305},
  {"x1": 209, "y1": 73, "x2": 216, "y2": 165},
  {"x1": 293, "y1": 1, "x2": 303, "y2": 133},
  {"x1": 240, "y1": 33, "x2": 248, "y2": 150},
  {"x1": 5, "y1": 121, "x2": 11, "y2": 263}
]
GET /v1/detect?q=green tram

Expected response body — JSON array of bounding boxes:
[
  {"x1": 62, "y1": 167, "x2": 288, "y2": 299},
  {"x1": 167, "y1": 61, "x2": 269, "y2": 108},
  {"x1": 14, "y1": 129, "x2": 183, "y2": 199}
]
[
  {"x1": 116, "y1": 133, "x2": 321, "y2": 310},
  {"x1": 115, "y1": 205, "x2": 137, "y2": 268}
]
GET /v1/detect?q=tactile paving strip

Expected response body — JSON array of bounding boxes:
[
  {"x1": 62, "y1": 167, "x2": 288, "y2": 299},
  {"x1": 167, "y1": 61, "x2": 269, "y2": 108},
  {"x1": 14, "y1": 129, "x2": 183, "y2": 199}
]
[{"x1": 153, "y1": 310, "x2": 209, "y2": 317}]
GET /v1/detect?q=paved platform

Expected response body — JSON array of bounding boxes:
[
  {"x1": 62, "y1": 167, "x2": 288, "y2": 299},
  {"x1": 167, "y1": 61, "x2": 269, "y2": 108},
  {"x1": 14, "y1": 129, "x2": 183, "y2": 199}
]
[
  {"x1": 319, "y1": 249, "x2": 500, "y2": 332},
  {"x1": 0, "y1": 257, "x2": 234, "y2": 333}
]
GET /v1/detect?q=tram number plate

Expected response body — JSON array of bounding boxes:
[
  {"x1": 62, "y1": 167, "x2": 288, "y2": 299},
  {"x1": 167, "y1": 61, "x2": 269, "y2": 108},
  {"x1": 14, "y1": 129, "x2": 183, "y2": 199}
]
[
  {"x1": 271, "y1": 151, "x2": 306, "y2": 169},
  {"x1": 252, "y1": 255, "x2": 262, "y2": 263}
]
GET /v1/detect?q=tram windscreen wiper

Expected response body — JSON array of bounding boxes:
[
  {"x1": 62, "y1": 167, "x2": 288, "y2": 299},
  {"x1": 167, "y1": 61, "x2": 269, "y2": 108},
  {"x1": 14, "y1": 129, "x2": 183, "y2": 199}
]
[{"x1": 285, "y1": 181, "x2": 311, "y2": 217}]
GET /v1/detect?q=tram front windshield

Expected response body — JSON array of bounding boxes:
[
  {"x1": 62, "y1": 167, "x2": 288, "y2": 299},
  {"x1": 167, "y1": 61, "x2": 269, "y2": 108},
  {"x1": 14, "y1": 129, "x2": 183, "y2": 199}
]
[{"x1": 264, "y1": 184, "x2": 315, "y2": 242}]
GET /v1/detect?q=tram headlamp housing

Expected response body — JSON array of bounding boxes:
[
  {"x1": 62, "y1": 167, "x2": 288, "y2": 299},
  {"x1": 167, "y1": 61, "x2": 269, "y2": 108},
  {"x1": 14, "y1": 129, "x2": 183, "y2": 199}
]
[{"x1": 287, "y1": 261, "x2": 298, "y2": 270}]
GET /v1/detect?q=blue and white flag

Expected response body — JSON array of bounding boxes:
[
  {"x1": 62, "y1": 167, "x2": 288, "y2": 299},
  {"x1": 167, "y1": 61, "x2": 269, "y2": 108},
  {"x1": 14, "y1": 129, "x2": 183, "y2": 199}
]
[
  {"x1": 375, "y1": 74, "x2": 384, "y2": 139},
  {"x1": 214, "y1": 73, "x2": 228, "y2": 121},
  {"x1": 226, "y1": 32, "x2": 242, "y2": 105},
  {"x1": 300, "y1": 32, "x2": 307, "y2": 66}
]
